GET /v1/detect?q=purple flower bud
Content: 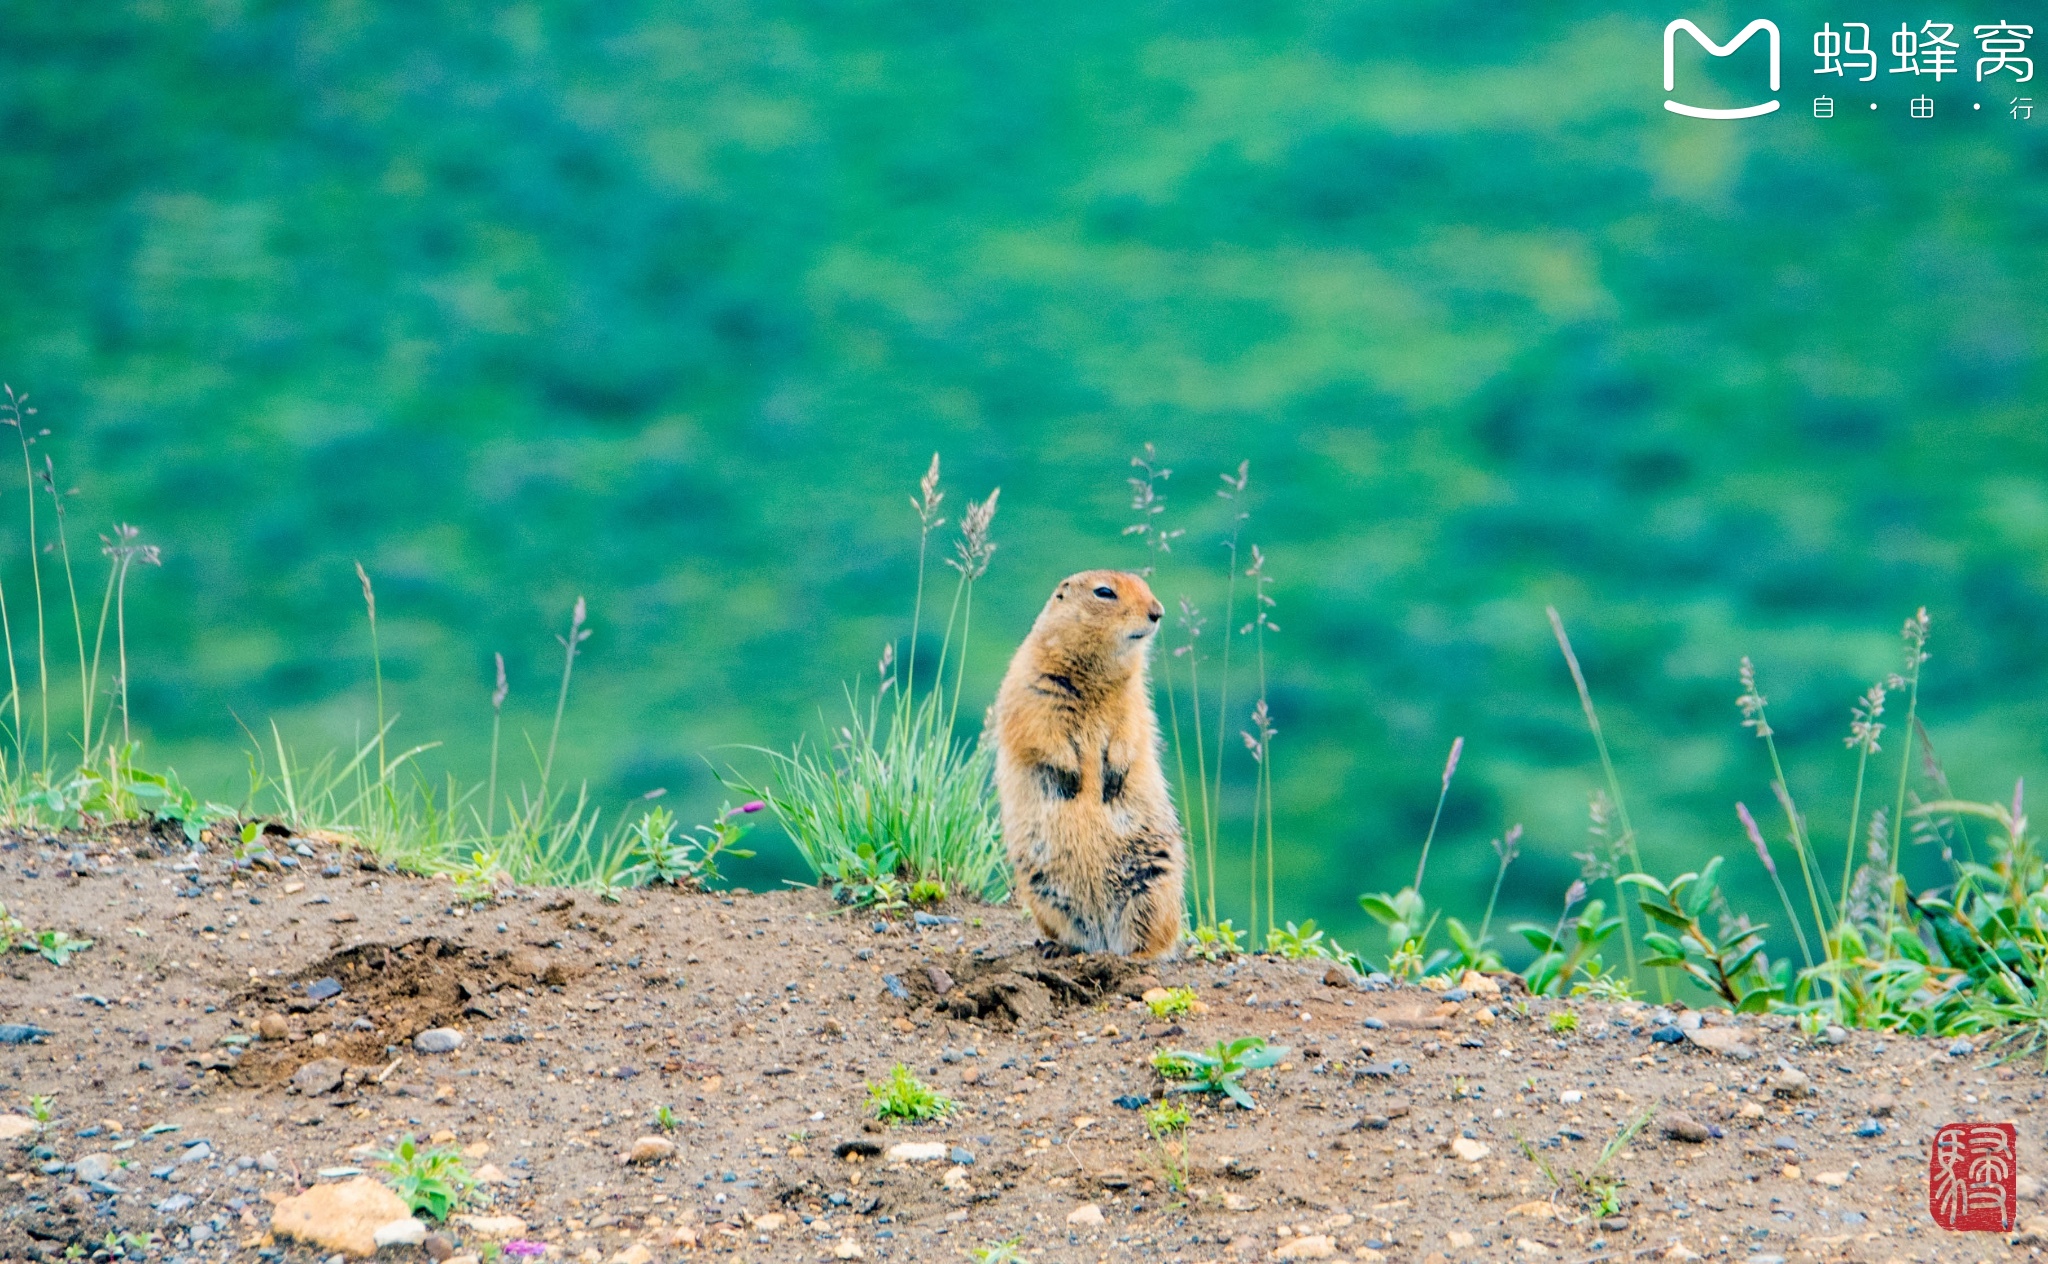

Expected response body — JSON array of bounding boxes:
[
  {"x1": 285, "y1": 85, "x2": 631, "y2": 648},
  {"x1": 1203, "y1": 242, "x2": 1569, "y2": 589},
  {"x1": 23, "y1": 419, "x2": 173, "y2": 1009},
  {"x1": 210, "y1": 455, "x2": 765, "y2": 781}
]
[
  {"x1": 1441, "y1": 736, "x2": 1464, "y2": 790},
  {"x1": 740, "y1": 800, "x2": 765, "y2": 814}
]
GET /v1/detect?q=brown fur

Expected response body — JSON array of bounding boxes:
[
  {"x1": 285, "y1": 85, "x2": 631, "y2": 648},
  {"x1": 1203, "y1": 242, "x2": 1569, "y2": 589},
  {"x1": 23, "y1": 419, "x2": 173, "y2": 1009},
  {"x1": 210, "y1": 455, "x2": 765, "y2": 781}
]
[{"x1": 992, "y1": 569, "x2": 1184, "y2": 959}]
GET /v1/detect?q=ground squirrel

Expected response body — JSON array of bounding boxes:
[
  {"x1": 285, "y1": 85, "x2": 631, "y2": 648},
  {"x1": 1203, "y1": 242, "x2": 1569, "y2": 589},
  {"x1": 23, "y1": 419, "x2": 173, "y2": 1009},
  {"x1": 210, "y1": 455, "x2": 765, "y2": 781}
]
[{"x1": 992, "y1": 569, "x2": 1185, "y2": 959}]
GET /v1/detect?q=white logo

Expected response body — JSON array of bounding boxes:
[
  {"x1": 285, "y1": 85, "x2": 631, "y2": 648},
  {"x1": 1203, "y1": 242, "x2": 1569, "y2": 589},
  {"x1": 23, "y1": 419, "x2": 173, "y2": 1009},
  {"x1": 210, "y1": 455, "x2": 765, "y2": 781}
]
[{"x1": 1665, "y1": 18, "x2": 1782, "y2": 117}]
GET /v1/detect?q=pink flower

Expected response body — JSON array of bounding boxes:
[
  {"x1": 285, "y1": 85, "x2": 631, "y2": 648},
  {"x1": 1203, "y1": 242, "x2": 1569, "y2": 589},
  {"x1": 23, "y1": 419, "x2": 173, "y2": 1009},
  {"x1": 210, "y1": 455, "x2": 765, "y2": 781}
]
[
  {"x1": 740, "y1": 800, "x2": 765, "y2": 814},
  {"x1": 504, "y1": 1243, "x2": 548, "y2": 1258}
]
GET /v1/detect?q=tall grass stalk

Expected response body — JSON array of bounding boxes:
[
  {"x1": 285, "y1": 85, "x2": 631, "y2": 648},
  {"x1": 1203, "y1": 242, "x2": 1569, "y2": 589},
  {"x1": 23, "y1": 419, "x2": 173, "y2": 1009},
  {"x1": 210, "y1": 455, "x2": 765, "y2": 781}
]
[
  {"x1": 1413, "y1": 736, "x2": 1462, "y2": 891},
  {"x1": 486, "y1": 653, "x2": 507, "y2": 834},
  {"x1": 1738, "y1": 800, "x2": 1815, "y2": 969},
  {"x1": 1545, "y1": 606, "x2": 1644, "y2": 990},
  {"x1": 1881, "y1": 610, "x2": 1930, "y2": 954},
  {"x1": 1735, "y1": 658, "x2": 1834, "y2": 959},
  {"x1": 4, "y1": 387, "x2": 48, "y2": 770},
  {"x1": 1838, "y1": 680, "x2": 1885, "y2": 932},
  {"x1": 1244, "y1": 545, "x2": 1277, "y2": 943},
  {"x1": 1475, "y1": 824, "x2": 1522, "y2": 947},
  {"x1": 355, "y1": 563, "x2": 386, "y2": 786},
  {"x1": 541, "y1": 596, "x2": 589, "y2": 799},
  {"x1": 1208, "y1": 462, "x2": 1249, "y2": 932},
  {"x1": 102, "y1": 526, "x2": 158, "y2": 754},
  {"x1": 41, "y1": 456, "x2": 91, "y2": 762}
]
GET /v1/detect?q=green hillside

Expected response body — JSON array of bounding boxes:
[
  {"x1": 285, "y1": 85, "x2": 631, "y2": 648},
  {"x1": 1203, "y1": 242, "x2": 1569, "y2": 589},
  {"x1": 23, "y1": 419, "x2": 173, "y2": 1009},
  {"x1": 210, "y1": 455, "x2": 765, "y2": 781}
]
[{"x1": 1, "y1": 0, "x2": 2044, "y2": 959}]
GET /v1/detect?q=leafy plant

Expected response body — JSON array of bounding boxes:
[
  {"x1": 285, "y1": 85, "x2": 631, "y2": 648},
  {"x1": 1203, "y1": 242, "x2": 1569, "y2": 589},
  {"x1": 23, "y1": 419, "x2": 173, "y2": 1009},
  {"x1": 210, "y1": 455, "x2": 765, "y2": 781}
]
[
  {"x1": 1622, "y1": 858, "x2": 1783, "y2": 1013},
  {"x1": 653, "y1": 1105, "x2": 677, "y2": 1131},
  {"x1": 30, "y1": 929, "x2": 92, "y2": 966},
  {"x1": 1155, "y1": 1036, "x2": 1289, "y2": 1110},
  {"x1": 620, "y1": 800, "x2": 760, "y2": 890},
  {"x1": 1516, "y1": 893, "x2": 1621, "y2": 998},
  {"x1": 969, "y1": 1236, "x2": 1029, "y2": 1264},
  {"x1": 1548, "y1": 1010, "x2": 1579, "y2": 1035},
  {"x1": 1266, "y1": 919, "x2": 1332, "y2": 960},
  {"x1": 1146, "y1": 987, "x2": 1198, "y2": 1020},
  {"x1": 1184, "y1": 919, "x2": 1246, "y2": 961},
  {"x1": 908, "y1": 878, "x2": 947, "y2": 905},
  {"x1": 370, "y1": 1134, "x2": 477, "y2": 1221},
  {"x1": 866, "y1": 1063, "x2": 954, "y2": 1123},
  {"x1": 29, "y1": 1094, "x2": 52, "y2": 1127},
  {"x1": 1359, "y1": 886, "x2": 1444, "y2": 980}
]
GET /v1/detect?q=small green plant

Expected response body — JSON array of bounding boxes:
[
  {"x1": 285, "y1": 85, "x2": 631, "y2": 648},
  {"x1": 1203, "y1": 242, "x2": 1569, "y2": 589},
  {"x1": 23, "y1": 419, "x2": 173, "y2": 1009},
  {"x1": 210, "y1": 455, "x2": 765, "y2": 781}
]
[
  {"x1": 1360, "y1": 886, "x2": 1446, "y2": 980},
  {"x1": 1518, "y1": 1108, "x2": 1654, "y2": 1220},
  {"x1": 0, "y1": 903, "x2": 24, "y2": 952},
  {"x1": 1514, "y1": 887, "x2": 1620, "y2": 997},
  {"x1": 1149, "y1": 1049, "x2": 1201, "y2": 1080},
  {"x1": 969, "y1": 1236, "x2": 1029, "y2": 1264},
  {"x1": 908, "y1": 878, "x2": 947, "y2": 905},
  {"x1": 1567, "y1": 964, "x2": 1640, "y2": 1002},
  {"x1": 621, "y1": 800, "x2": 760, "y2": 890},
  {"x1": 1266, "y1": 918, "x2": 1335, "y2": 961},
  {"x1": 1156, "y1": 1036, "x2": 1289, "y2": 1110},
  {"x1": 1146, "y1": 986, "x2": 1197, "y2": 1019},
  {"x1": 1185, "y1": 919, "x2": 1246, "y2": 960},
  {"x1": 479, "y1": 1245, "x2": 503, "y2": 1264},
  {"x1": 1143, "y1": 1100, "x2": 1192, "y2": 1191},
  {"x1": 653, "y1": 1105, "x2": 677, "y2": 1131},
  {"x1": 29, "y1": 1094, "x2": 53, "y2": 1127},
  {"x1": 1547, "y1": 1010, "x2": 1580, "y2": 1035},
  {"x1": 867, "y1": 1063, "x2": 954, "y2": 1123},
  {"x1": 370, "y1": 1134, "x2": 477, "y2": 1221},
  {"x1": 1622, "y1": 858, "x2": 1784, "y2": 1013},
  {"x1": 29, "y1": 928, "x2": 93, "y2": 966}
]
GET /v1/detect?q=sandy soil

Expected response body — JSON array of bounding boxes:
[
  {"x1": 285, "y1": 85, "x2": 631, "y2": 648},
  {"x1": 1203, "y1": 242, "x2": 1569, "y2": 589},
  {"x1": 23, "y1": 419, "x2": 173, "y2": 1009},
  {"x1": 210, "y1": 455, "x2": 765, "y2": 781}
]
[{"x1": 2, "y1": 827, "x2": 2044, "y2": 1264}]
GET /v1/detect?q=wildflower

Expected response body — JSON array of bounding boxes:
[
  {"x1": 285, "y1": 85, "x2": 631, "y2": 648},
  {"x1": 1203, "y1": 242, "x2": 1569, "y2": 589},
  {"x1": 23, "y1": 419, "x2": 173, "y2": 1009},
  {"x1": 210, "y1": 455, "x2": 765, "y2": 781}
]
[
  {"x1": 738, "y1": 800, "x2": 765, "y2": 815},
  {"x1": 503, "y1": 1242, "x2": 548, "y2": 1258},
  {"x1": 1441, "y1": 736, "x2": 1464, "y2": 790}
]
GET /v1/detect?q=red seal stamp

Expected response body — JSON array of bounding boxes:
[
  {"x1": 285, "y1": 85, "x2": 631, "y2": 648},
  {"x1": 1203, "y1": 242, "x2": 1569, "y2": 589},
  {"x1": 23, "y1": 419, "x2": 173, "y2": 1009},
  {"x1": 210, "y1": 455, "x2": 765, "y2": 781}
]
[{"x1": 1929, "y1": 1121, "x2": 2016, "y2": 1231}]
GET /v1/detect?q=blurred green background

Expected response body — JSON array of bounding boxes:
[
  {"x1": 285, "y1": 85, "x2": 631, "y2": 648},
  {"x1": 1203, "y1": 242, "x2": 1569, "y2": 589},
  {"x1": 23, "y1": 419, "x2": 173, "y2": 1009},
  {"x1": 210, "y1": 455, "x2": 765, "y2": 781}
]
[{"x1": 1, "y1": 0, "x2": 2044, "y2": 963}]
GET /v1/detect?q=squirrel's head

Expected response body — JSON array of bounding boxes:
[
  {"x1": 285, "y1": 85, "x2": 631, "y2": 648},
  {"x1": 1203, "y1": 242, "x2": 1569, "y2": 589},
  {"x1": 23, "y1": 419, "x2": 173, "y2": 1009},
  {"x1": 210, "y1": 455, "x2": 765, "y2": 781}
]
[{"x1": 1034, "y1": 570, "x2": 1165, "y2": 667}]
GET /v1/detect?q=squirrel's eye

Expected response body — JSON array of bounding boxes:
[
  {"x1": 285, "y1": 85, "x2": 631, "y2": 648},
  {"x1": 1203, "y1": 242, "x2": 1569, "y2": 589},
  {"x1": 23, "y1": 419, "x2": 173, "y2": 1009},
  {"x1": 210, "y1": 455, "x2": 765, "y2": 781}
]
[{"x1": 1092, "y1": 585, "x2": 1116, "y2": 599}]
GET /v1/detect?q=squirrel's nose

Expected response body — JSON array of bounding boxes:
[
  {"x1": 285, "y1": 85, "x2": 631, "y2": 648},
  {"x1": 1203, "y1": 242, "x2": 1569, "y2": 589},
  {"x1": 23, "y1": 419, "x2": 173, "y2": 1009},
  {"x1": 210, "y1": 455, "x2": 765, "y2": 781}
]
[{"x1": 1147, "y1": 602, "x2": 1163, "y2": 622}]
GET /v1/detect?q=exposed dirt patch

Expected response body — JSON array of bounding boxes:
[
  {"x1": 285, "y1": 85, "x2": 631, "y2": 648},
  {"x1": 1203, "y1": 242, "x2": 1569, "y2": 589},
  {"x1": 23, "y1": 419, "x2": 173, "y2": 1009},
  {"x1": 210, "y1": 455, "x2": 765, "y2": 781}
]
[{"x1": 1, "y1": 828, "x2": 2044, "y2": 1264}]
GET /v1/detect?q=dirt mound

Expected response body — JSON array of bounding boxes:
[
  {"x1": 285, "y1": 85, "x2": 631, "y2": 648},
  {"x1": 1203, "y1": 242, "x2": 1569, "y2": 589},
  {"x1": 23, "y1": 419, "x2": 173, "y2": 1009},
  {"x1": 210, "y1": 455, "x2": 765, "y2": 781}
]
[
  {"x1": 230, "y1": 936, "x2": 583, "y2": 1088},
  {"x1": 888, "y1": 947, "x2": 1158, "y2": 1028}
]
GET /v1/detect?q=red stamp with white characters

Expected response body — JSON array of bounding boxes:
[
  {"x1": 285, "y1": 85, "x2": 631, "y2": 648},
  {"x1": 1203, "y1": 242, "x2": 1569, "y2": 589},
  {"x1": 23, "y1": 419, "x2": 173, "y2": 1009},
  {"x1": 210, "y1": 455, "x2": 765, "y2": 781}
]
[{"x1": 1929, "y1": 1122, "x2": 2017, "y2": 1231}]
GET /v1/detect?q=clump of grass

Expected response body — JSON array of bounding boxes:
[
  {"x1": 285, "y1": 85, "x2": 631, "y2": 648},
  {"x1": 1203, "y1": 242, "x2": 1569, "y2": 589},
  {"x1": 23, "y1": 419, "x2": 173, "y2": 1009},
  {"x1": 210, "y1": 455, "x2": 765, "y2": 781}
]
[
  {"x1": 1547, "y1": 1010, "x2": 1579, "y2": 1035},
  {"x1": 653, "y1": 1105, "x2": 677, "y2": 1131},
  {"x1": 741, "y1": 457, "x2": 1005, "y2": 906},
  {"x1": 1518, "y1": 1108, "x2": 1653, "y2": 1220},
  {"x1": 1143, "y1": 1100, "x2": 1192, "y2": 1191},
  {"x1": 370, "y1": 1134, "x2": 477, "y2": 1221},
  {"x1": 867, "y1": 1063, "x2": 953, "y2": 1123}
]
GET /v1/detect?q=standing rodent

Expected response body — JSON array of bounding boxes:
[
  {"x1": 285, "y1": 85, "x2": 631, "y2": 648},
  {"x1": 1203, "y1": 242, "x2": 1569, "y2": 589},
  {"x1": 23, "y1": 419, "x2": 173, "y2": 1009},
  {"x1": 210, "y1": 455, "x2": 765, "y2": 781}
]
[{"x1": 992, "y1": 569, "x2": 1185, "y2": 959}]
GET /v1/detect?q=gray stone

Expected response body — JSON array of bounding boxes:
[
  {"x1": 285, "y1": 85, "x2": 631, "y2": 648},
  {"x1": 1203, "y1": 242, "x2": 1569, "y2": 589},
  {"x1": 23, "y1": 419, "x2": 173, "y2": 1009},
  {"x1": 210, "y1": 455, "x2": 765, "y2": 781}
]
[
  {"x1": 72, "y1": 1153, "x2": 117, "y2": 1183},
  {"x1": 412, "y1": 1028, "x2": 464, "y2": 1055},
  {"x1": 292, "y1": 1058, "x2": 348, "y2": 1096}
]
